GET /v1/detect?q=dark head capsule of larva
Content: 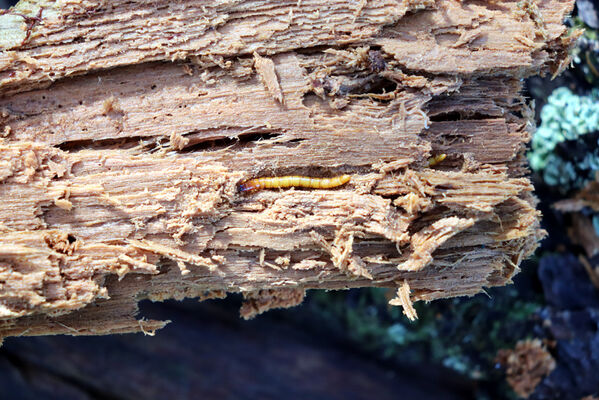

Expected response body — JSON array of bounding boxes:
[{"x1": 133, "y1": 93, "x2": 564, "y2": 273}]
[{"x1": 238, "y1": 180, "x2": 259, "y2": 192}]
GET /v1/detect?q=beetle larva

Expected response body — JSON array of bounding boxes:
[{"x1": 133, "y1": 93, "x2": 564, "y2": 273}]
[
  {"x1": 238, "y1": 175, "x2": 351, "y2": 192},
  {"x1": 427, "y1": 153, "x2": 447, "y2": 167}
]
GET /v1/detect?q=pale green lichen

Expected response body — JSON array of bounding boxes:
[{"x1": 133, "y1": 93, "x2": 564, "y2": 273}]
[{"x1": 529, "y1": 87, "x2": 599, "y2": 191}]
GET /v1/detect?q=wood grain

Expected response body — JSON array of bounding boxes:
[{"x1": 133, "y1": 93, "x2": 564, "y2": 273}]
[{"x1": 0, "y1": 0, "x2": 575, "y2": 339}]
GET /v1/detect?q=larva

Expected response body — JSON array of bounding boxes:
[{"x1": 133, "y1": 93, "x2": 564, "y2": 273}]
[
  {"x1": 427, "y1": 153, "x2": 447, "y2": 167},
  {"x1": 239, "y1": 175, "x2": 351, "y2": 192}
]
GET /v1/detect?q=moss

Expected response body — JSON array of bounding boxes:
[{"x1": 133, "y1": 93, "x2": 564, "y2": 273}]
[{"x1": 308, "y1": 283, "x2": 543, "y2": 382}]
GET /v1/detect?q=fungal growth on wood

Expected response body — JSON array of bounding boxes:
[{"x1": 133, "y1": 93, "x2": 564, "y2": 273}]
[{"x1": 0, "y1": 0, "x2": 577, "y2": 339}]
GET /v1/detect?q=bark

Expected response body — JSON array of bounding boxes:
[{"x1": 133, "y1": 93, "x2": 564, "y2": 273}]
[{"x1": 0, "y1": 0, "x2": 575, "y2": 339}]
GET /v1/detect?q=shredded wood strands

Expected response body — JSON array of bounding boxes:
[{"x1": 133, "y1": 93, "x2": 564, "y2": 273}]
[
  {"x1": 239, "y1": 175, "x2": 351, "y2": 192},
  {"x1": 389, "y1": 280, "x2": 418, "y2": 321}
]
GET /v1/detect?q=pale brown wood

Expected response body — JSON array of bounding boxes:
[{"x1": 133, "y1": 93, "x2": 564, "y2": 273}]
[{"x1": 0, "y1": 0, "x2": 575, "y2": 339}]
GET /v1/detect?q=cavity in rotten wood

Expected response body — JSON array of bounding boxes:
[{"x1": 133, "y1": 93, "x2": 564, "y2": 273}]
[{"x1": 368, "y1": 50, "x2": 386, "y2": 72}]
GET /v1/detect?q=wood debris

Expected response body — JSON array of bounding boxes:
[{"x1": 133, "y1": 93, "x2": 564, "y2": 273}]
[
  {"x1": 389, "y1": 281, "x2": 418, "y2": 321},
  {"x1": 496, "y1": 339, "x2": 556, "y2": 398}
]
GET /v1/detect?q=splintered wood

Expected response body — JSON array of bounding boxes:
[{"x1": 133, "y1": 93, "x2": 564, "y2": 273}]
[{"x1": 0, "y1": 0, "x2": 574, "y2": 339}]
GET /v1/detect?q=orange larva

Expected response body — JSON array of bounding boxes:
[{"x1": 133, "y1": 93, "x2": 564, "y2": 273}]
[{"x1": 238, "y1": 175, "x2": 351, "y2": 192}]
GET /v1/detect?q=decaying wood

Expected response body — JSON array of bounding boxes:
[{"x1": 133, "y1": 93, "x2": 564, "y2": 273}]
[{"x1": 0, "y1": 0, "x2": 574, "y2": 340}]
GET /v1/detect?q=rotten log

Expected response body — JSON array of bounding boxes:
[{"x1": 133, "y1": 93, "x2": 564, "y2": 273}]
[{"x1": 0, "y1": 0, "x2": 575, "y2": 340}]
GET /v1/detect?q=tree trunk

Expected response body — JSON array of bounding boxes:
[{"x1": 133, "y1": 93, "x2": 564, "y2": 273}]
[{"x1": 0, "y1": 0, "x2": 575, "y2": 339}]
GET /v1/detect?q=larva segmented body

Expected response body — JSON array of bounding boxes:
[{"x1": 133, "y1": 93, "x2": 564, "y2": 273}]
[
  {"x1": 239, "y1": 175, "x2": 351, "y2": 192},
  {"x1": 427, "y1": 153, "x2": 447, "y2": 167}
]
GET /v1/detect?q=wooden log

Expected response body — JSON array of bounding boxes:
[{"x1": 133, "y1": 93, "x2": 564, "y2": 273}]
[{"x1": 0, "y1": 0, "x2": 575, "y2": 339}]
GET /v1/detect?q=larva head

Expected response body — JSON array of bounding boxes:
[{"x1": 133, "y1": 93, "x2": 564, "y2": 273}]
[{"x1": 238, "y1": 180, "x2": 258, "y2": 192}]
